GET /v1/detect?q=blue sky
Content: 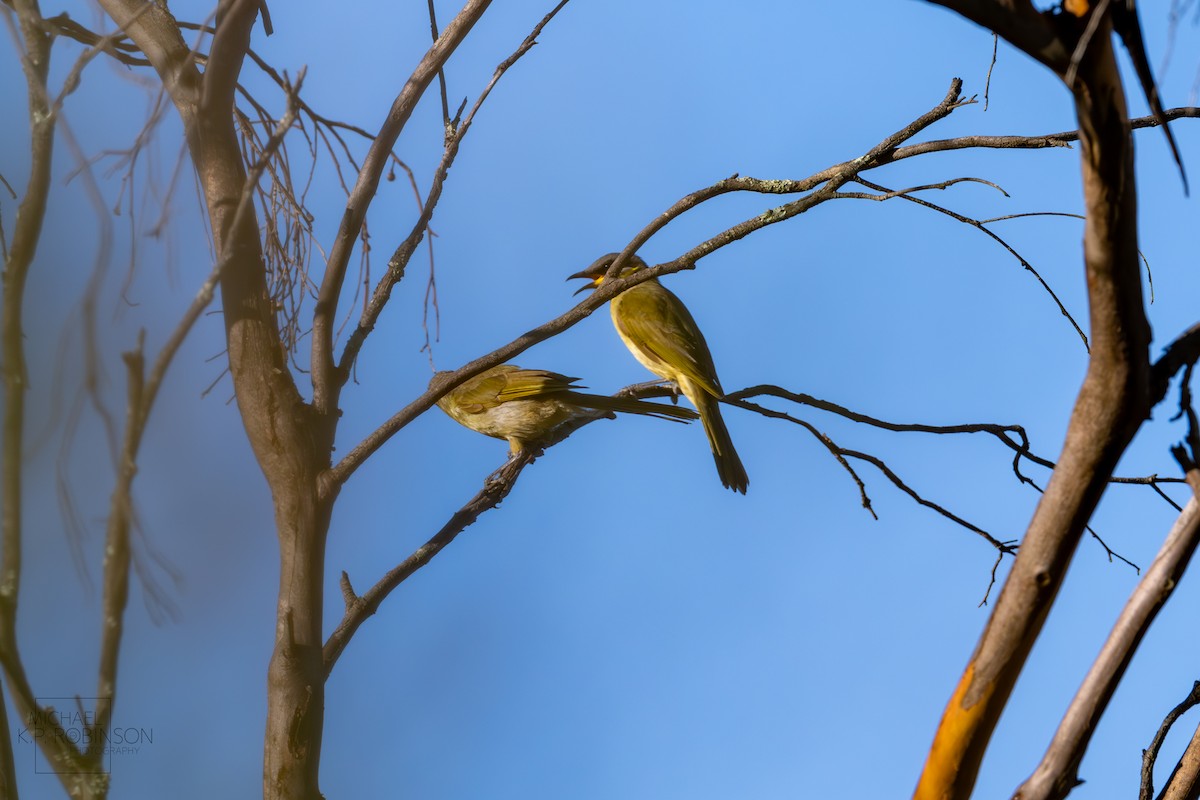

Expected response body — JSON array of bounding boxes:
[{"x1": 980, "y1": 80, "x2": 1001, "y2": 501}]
[{"x1": 3, "y1": 1, "x2": 1200, "y2": 797}]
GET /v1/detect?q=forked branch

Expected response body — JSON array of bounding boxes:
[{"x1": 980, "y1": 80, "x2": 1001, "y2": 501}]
[
  {"x1": 322, "y1": 382, "x2": 673, "y2": 676},
  {"x1": 1141, "y1": 681, "x2": 1200, "y2": 800},
  {"x1": 1014, "y1": 481, "x2": 1200, "y2": 800},
  {"x1": 310, "y1": 0, "x2": 494, "y2": 413}
]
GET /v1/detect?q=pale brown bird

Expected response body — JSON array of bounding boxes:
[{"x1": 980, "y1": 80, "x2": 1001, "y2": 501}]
[{"x1": 431, "y1": 364, "x2": 698, "y2": 455}]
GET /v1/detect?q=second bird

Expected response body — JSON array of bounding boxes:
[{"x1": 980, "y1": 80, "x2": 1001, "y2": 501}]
[
  {"x1": 570, "y1": 253, "x2": 749, "y2": 494},
  {"x1": 431, "y1": 364, "x2": 698, "y2": 455}
]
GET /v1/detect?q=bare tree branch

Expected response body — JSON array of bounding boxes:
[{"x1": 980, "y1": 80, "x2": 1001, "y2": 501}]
[
  {"x1": 729, "y1": 385, "x2": 1185, "y2": 496},
  {"x1": 1157, "y1": 719, "x2": 1200, "y2": 800},
  {"x1": 330, "y1": 72, "x2": 1200, "y2": 491},
  {"x1": 426, "y1": 0, "x2": 452, "y2": 129},
  {"x1": 722, "y1": 394, "x2": 879, "y2": 520},
  {"x1": 1142, "y1": 681, "x2": 1200, "y2": 800},
  {"x1": 888, "y1": 106, "x2": 1200, "y2": 162},
  {"x1": 1154, "y1": 324, "x2": 1200, "y2": 407},
  {"x1": 335, "y1": 0, "x2": 572, "y2": 385},
  {"x1": 844, "y1": 176, "x2": 1090, "y2": 349},
  {"x1": 310, "y1": 0, "x2": 494, "y2": 413},
  {"x1": 328, "y1": 80, "x2": 974, "y2": 485},
  {"x1": 723, "y1": 393, "x2": 1015, "y2": 553},
  {"x1": 1014, "y1": 491, "x2": 1200, "y2": 799},
  {"x1": 94, "y1": 0, "x2": 200, "y2": 106},
  {"x1": 322, "y1": 381, "x2": 672, "y2": 676},
  {"x1": 0, "y1": 0, "x2": 70, "y2": 786}
]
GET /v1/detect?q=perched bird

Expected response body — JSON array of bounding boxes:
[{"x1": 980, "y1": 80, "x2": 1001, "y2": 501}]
[
  {"x1": 569, "y1": 253, "x2": 749, "y2": 493},
  {"x1": 430, "y1": 364, "x2": 698, "y2": 455}
]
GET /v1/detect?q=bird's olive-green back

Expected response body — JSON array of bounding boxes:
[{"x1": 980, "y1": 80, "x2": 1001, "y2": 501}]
[
  {"x1": 433, "y1": 365, "x2": 583, "y2": 414},
  {"x1": 611, "y1": 280, "x2": 723, "y2": 399}
]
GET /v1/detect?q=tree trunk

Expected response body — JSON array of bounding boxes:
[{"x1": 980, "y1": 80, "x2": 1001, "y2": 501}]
[{"x1": 264, "y1": 474, "x2": 337, "y2": 799}]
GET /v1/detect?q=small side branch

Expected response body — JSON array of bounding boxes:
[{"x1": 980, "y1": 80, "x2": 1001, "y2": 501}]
[
  {"x1": 1153, "y1": 323, "x2": 1200, "y2": 408},
  {"x1": 1142, "y1": 682, "x2": 1200, "y2": 800},
  {"x1": 310, "y1": 0, "x2": 494, "y2": 412},
  {"x1": 729, "y1": 384, "x2": 1184, "y2": 498},
  {"x1": 723, "y1": 394, "x2": 1015, "y2": 604},
  {"x1": 1013, "y1": 494, "x2": 1200, "y2": 800},
  {"x1": 328, "y1": 80, "x2": 975, "y2": 486},
  {"x1": 323, "y1": 383, "x2": 651, "y2": 677},
  {"x1": 844, "y1": 176, "x2": 1089, "y2": 349},
  {"x1": 323, "y1": 451, "x2": 531, "y2": 676},
  {"x1": 329, "y1": 82, "x2": 1200, "y2": 488},
  {"x1": 1012, "y1": 403, "x2": 1200, "y2": 800},
  {"x1": 336, "y1": 0, "x2": 571, "y2": 380}
]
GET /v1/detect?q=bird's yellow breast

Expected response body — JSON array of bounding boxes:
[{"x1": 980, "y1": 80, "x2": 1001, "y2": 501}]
[{"x1": 610, "y1": 284, "x2": 680, "y2": 383}]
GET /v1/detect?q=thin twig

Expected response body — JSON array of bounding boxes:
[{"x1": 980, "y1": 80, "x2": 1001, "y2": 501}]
[
  {"x1": 849, "y1": 175, "x2": 1089, "y2": 349},
  {"x1": 984, "y1": 33, "x2": 998, "y2": 110},
  {"x1": 337, "y1": 0, "x2": 572, "y2": 382},
  {"x1": 310, "y1": 0, "x2": 495, "y2": 413},
  {"x1": 427, "y1": 0, "x2": 452, "y2": 130},
  {"x1": 329, "y1": 80, "x2": 976, "y2": 486}
]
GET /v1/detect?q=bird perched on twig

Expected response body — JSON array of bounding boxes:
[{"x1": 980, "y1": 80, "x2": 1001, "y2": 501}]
[
  {"x1": 569, "y1": 253, "x2": 749, "y2": 494},
  {"x1": 430, "y1": 364, "x2": 698, "y2": 455}
]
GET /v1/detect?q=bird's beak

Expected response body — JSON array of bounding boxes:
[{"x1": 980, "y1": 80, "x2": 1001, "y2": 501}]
[{"x1": 567, "y1": 270, "x2": 599, "y2": 295}]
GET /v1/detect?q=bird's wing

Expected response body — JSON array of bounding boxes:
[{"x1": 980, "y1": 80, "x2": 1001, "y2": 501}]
[
  {"x1": 451, "y1": 365, "x2": 521, "y2": 413},
  {"x1": 495, "y1": 368, "x2": 580, "y2": 401},
  {"x1": 615, "y1": 284, "x2": 724, "y2": 398}
]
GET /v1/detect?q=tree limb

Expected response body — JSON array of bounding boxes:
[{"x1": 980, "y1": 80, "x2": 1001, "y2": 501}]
[
  {"x1": 1013, "y1": 489, "x2": 1200, "y2": 799},
  {"x1": 327, "y1": 80, "x2": 974, "y2": 485},
  {"x1": 310, "y1": 0, "x2": 494, "y2": 413},
  {"x1": 322, "y1": 382, "x2": 670, "y2": 676},
  {"x1": 1142, "y1": 681, "x2": 1200, "y2": 800},
  {"x1": 0, "y1": 0, "x2": 71, "y2": 786},
  {"x1": 335, "y1": 0, "x2": 571, "y2": 383}
]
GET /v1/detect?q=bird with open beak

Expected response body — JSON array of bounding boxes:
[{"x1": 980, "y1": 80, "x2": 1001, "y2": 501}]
[{"x1": 569, "y1": 253, "x2": 749, "y2": 493}]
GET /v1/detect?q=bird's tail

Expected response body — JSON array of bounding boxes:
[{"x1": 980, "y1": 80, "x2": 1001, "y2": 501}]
[
  {"x1": 569, "y1": 392, "x2": 700, "y2": 423},
  {"x1": 693, "y1": 391, "x2": 749, "y2": 494}
]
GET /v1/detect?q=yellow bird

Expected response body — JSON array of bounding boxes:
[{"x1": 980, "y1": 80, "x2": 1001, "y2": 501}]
[
  {"x1": 430, "y1": 364, "x2": 698, "y2": 455},
  {"x1": 569, "y1": 253, "x2": 749, "y2": 493}
]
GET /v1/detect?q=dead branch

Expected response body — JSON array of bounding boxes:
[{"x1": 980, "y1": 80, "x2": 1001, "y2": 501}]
[
  {"x1": 1157, "y1": 718, "x2": 1200, "y2": 800},
  {"x1": 310, "y1": 0, "x2": 495, "y2": 413},
  {"x1": 1142, "y1": 682, "x2": 1200, "y2": 800},
  {"x1": 327, "y1": 80, "x2": 974, "y2": 486},
  {"x1": 1, "y1": 0, "x2": 70, "y2": 786},
  {"x1": 335, "y1": 0, "x2": 572, "y2": 383},
  {"x1": 1014, "y1": 493, "x2": 1200, "y2": 799},
  {"x1": 322, "y1": 379, "x2": 670, "y2": 677},
  {"x1": 1154, "y1": 324, "x2": 1200, "y2": 408},
  {"x1": 841, "y1": 176, "x2": 1089, "y2": 348},
  {"x1": 729, "y1": 385, "x2": 1186, "y2": 498},
  {"x1": 722, "y1": 394, "x2": 878, "y2": 519},
  {"x1": 330, "y1": 73, "x2": 1200, "y2": 490}
]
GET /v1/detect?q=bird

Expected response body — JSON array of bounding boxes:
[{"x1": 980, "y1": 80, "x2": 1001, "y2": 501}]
[
  {"x1": 430, "y1": 364, "x2": 698, "y2": 455},
  {"x1": 569, "y1": 253, "x2": 749, "y2": 493}
]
